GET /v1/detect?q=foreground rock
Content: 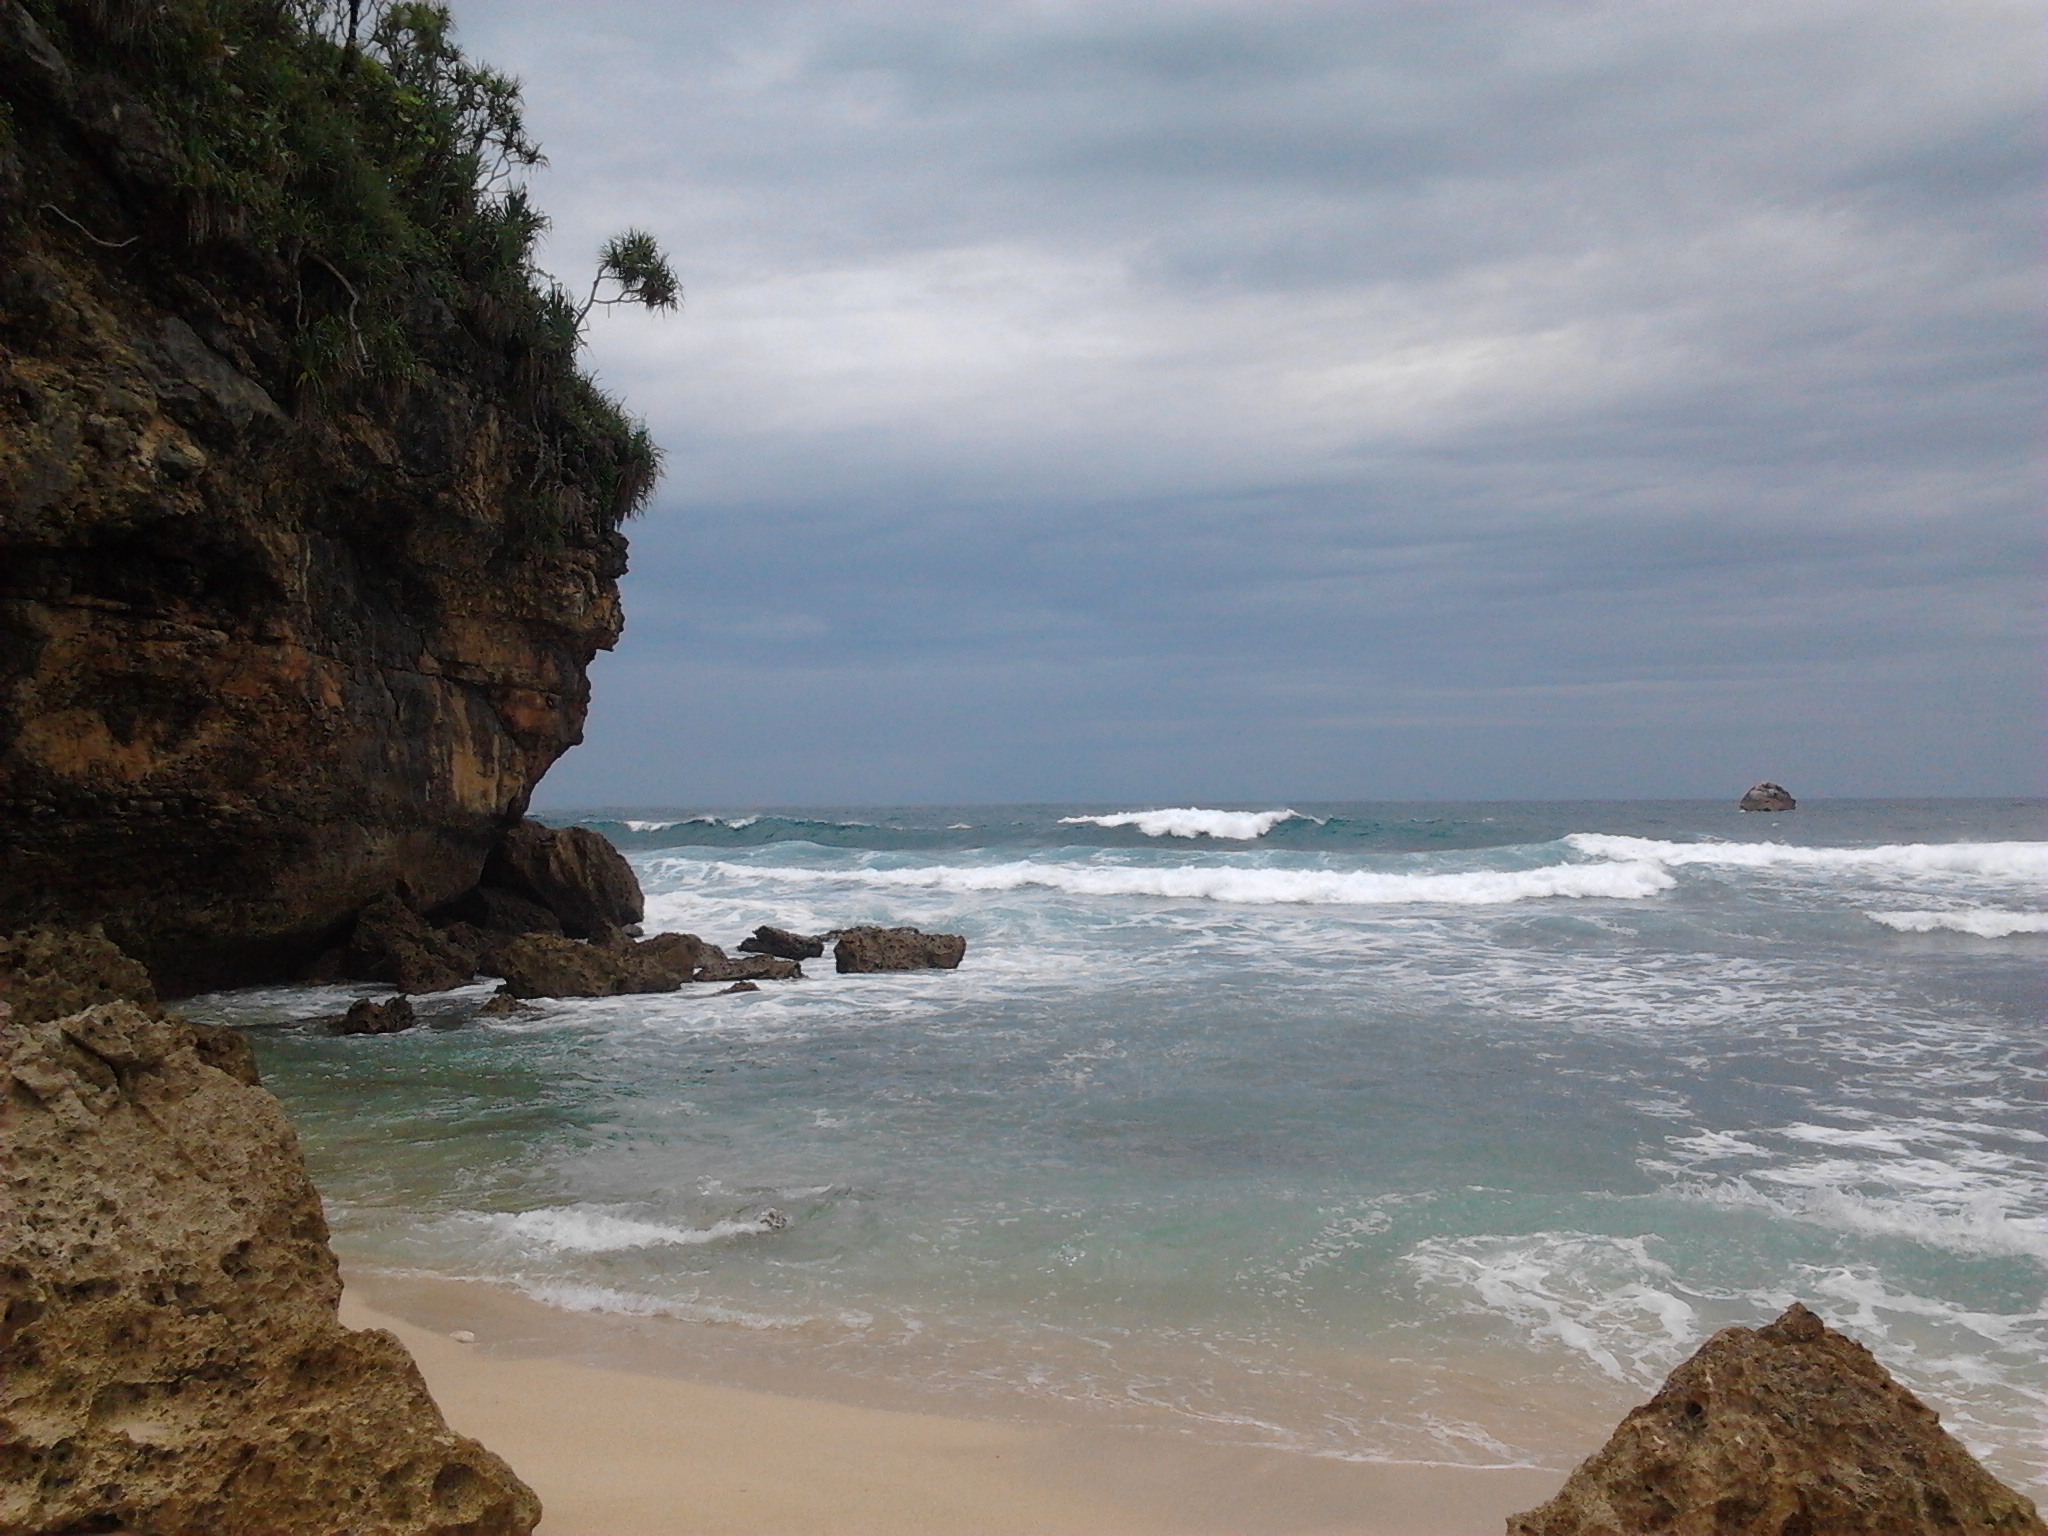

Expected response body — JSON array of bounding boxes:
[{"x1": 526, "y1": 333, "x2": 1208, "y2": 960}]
[
  {"x1": 1, "y1": 1000, "x2": 540, "y2": 1534},
  {"x1": 332, "y1": 995, "x2": 418, "y2": 1035},
  {"x1": 1507, "y1": 1302, "x2": 2043, "y2": 1536},
  {"x1": 834, "y1": 925, "x2": 968, "y2": 973},
  {"x1": 1739, "y1": 781, "x2": 1797, "y2": 812},
  {"x1": 738, "y1": 924, "x2": 826, "y2": 960},
  {"x1": 0, "y1": 924, "x2": 159, "y2": 1020}
]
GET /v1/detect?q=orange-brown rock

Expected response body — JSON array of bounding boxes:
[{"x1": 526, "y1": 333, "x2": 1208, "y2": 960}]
[
  {"x1": 0, "y1": 20, "x2": 630, "y2": 996},
  {"x1": 1507, "y1": 1303, "x2": 2044, "y2": 1536},
  {"x1": 0, "y1": 1000, "x2": 540, "y2": 1534}
]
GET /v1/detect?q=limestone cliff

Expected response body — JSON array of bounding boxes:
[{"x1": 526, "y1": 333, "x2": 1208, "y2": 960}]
[
  {"x1": 0, "y1": 988, "x2": 540, "y2": 1534},
  {"x1": 0, "y1": 1, "x2": 654, "y2": 993}
]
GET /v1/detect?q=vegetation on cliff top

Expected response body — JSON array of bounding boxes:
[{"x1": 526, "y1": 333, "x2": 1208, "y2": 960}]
[{"x1": 11, "y1": 0, "x2": 669, "y2": 533}]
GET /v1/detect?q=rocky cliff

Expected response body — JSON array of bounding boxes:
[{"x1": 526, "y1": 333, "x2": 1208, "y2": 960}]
[{"x1": 0, "y1": 1, "x2": 653, "y2": 994}]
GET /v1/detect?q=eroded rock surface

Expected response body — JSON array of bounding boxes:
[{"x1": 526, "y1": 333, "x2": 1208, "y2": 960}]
[
  {"x1": 1507, "y1": 1303, "x2": 2044, "y2": 1536},
  {"x1": 331, "y1": 994, "x2": 417, "y2": 1035},
  {"x1": 697, "y1": 953, "x2": 803, "y2": 983},
  {"x1": 483, "y1": 819, "x2": 642, "y2": 939},
  {"x1": 834, "y1": 925, "x2": 968, "y2": 973},
  {"x1": 495, "y1": 930, "x2": 689, "y2": 999},
  {"x1": 0, "y1": 1000, "x2": 540, "y2": 1535}
]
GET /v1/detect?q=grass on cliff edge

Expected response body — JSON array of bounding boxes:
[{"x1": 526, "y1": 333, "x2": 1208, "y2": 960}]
[{"x1": 18, "y1": 0, "x2": 661, "y2": 535}]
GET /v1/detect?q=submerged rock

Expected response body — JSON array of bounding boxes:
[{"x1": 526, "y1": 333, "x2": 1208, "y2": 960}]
[
  {"x1": 1738, "y1": 781, "x2": 1797, "y2": 812},
  {"x1": 0, "y1": 1001, "x2": 540, "y2": 1534},
  {"x1": 484, "y1": 819, "x2": 642, "y2": 939},
  {"x1": 717, "y1": 980, "x2": 761, "y2": 994},
  {"x1": 331, "y1": 994, "x2": 418, "y2": 1035},
  {"x1": 1506, "y1": 1302, "x2": 2044, "y2": 1536},
  {"x1": 834, "y1": 925, "x2": 967, "y2": 973},
  {"x1": 738, "y1": 924, "x2": 826, "y2": 961}
]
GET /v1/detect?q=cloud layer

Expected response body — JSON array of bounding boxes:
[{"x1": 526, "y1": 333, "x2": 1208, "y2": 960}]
[{"x1": 454, "y1": 0, "x2": 2042, "y2": 804}]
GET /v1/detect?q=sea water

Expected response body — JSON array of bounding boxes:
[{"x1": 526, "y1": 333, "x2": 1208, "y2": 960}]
[{"x1": 185, "y1": 800, "x2": 2048, "y2": 1491}]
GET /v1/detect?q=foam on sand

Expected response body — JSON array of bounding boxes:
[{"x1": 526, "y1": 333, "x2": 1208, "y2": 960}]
[{"x1": 1058, "y1": 808, "x2": 1304, "y2": 839}]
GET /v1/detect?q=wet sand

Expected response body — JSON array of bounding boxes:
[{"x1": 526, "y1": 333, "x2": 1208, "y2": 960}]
[{"x1": 341, "y1": 1275, "x2": 1568, "y2": 1535}]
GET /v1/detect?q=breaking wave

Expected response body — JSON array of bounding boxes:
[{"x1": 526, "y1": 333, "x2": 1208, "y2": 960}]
[
  {"x1": 1867, "y1": 909, "x2": 2048, "y2": 937},
  {"x1": 471, "y1": 1205, "x2": 786, "y2": 1254},
  {"x1": 695, "y1": 856, "x2": 1676, "y2": 907},
  {"x1": 1566, "y1": 834, "x2": 2048, "y2": 881},
  {"x1": 1057, "y1": 808, "x2": 1306, "y2": 840}
]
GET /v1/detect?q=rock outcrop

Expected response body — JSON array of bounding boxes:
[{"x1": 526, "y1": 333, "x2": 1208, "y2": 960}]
[
  {"x1": 0, "y1": 12, "x2": 644, "y2": 995},
  {"x1": 697, "y1": 953, "x2": 804, "y2": 983},
  {"x1": 481, "y1": 819, "x2": 643, "y2": 939},
  {"x1": 494, "y1": 930, "x2": 693, "y2": 1000},
  {"x1": 835, "y1": 925, "x2": 968, "y2": 973},
  {"x1": 331, "y1": 994, "x2": 417, "y2": 1035},
  {"x1": 308, "y1": 892, "x2": 478, "y2": 994},
  {"x1": 0, "y1": 997, "x2": 540, "y2": 1534},
  {"x1": 1739, "y1": 781, "x2": 1797, "y2": 812},
  {"x1": 1506, "y1": 1302, "x2": 2044, "y2": 1536},
  {"x1": 739, "y1": 924, "x2": 826, "y2": 961}
]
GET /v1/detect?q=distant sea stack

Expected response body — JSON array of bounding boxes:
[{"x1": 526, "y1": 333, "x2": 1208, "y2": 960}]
[
  {"x1": 0, "y1": 4, "x2": 658, "y2": 994},
  {"x1": 1508, "y1": 1302, "x2": 2043, "y2": 1536},
  {"x1": 1739, "y1": 781, "x2": 1796, "y2": 812}
]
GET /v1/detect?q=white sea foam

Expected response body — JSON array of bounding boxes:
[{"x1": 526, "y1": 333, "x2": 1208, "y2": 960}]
[
  {"x1": 478, "y1": 1205, "x2": 785, "y2": 1253},
  {"x1": 1868, "y1": 909, "x2": 2048, "y2": 937},
  {"x1": 696, "y1": 856, "x2": 1676, "y2": 907},
  {"x1": 1566, "y1": 834, "x2": 2048, "y2": 881},
  {"x1": 1670, "y1": 1179, "x2": 2048, "y2": 1262},
  {"x1": 1058, "y1": 807, "x2": 1304, "y2": 840}
]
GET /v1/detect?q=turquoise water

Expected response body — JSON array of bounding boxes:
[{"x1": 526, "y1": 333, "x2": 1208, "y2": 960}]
[{"x1": 188, "y1": 800, "x2": 2048, "y2": 1487}]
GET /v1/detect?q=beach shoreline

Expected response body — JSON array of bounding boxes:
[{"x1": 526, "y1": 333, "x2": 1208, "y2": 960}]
[{"x1": 341, "y1": 1270, "x2": 1570, "y2": 1535}]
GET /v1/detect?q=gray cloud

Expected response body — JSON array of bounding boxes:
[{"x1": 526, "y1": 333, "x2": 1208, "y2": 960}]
[{"x1": 450, "y1": 0, "x2": 2042, "y2": 803}]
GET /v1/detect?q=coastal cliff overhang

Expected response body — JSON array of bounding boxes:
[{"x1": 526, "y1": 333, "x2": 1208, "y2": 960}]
[{"x1": 0, "y1": 1, "x2": 655, "y2": 993}]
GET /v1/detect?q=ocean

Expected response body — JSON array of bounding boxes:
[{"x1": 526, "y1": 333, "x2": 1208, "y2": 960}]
[{"x1": 186, "y1": 799, "x2": 2048, "y2": 1493}]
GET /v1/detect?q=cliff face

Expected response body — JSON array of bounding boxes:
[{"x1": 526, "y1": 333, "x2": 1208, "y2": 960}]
[{"x1": 0, "y1": 3, "x2": 640, "y2": 994}]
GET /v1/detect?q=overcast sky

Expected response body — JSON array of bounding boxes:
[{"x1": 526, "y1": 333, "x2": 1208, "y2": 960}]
[{"x1": 452, "y1": 0, "x2": 2043, "y2": 807}]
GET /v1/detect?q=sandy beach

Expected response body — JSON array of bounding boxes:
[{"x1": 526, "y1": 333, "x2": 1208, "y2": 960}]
[{"x1": 340, "y1": 1280, "x2": 1568, "y2": 1535}]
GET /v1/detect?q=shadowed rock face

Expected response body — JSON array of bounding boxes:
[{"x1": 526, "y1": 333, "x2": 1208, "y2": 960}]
[
  {"x1": 0, "y1": 24, "x2": 626, "y2": 996},
  {"x1": 0, "y1": 999, "x2": 540, "y2": 1535},
  {"x1": 1507, "y1": 1303, "x2": 2045, "y2": 1536}
]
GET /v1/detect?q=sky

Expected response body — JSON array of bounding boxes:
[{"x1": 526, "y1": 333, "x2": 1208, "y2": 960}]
[{"x1": 447, "y1": 0, "x2": 2044, "y2": 807}]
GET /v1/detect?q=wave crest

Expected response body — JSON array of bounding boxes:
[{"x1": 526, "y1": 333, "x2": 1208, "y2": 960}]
[
  {"x1": 1567, "y1": 834, "x2": 2048, "y2": 880},
  {"x1": 1058, "y1": 808, "x2": 1304, "y2": 840},
  {"x1": 1867, "y1": 909, "x2": 2048, "y2": 937},
  {"x1": 478, "y1": 1205, "x2": 786, "y2": 1253}
]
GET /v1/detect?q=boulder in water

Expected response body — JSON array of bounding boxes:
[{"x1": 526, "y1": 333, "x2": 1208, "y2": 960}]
[
  {"x1": 494, "y1": 932, "x2": 700, "y2": 999},
  {"x1": 696, "y1": 953, "x2": 803, "y2": 983},
  {"x1": 306, "y1": 892, "x2": 477, "y2": 993},
  {"x1": 834, "y1": 925, "x2": 967, "y2": 973},
  {"x1": 1739, "y1": 781, "x2": 1796, "y2": 812},
  {"x1": 1507, "y1": 1302, "x2": 2044, "y2": 1536},
  {"x1": 330, "y1": 995, "x2": 417, "y2": 1035},
  {"x1": 738, "y1": 924, "x2": 826, "y2": 960}
]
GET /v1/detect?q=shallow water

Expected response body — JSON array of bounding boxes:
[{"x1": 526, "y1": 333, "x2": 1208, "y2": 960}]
[{"x1": 186, "y1": 799, "x2": 2048, "y2": 1490}]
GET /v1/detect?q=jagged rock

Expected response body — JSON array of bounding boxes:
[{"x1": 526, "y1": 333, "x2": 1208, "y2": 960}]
[
  {"x1": 1506, "y1": 1302, "x2": 2045, "y2": 1536},
  {"x1": 0, "y1": 1001, "x2": 540, "y2": 1534},
  {"x1": 494, "y1": 932, "x2": 689, "y2": 1000},
  {"x1": 834, "y1": 925, "x2": 968, "y2": 973},
  {"x1": 696, "y1": 954, "x2": 803, "y2": 983},
  {"x1": 639, "y1": 930, "x2": 722, "y2": 975},
  {"x1": 331, "y1": 995, "x2": 418, "y2": 1035},
  {"x1": 477, "y1": 991, "x2": 531, "y2": 1017},
  {"x1": 0, "y1": 924, "x2": 159, "y2": 1022},
  {"x1": 311, "y1": 893, "x2": 476, "y2": 994},
  {"x1": 717, "y1": 981, "x2": 761, "y2": 994},
  {"x1": 186, "y1": 1019, "x2": 261, "y2": 1084},
  {"x1": 484, "y1": 820, "x2": 642, "y2": 939},
  {"x1": 738, "y1": 924, "x2": 826, "y2": 961},
  {"x1": 1739, "y1": 781, "x2": 1797, "y2": 812}
]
